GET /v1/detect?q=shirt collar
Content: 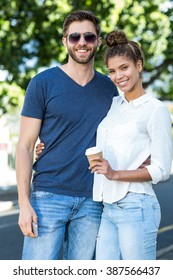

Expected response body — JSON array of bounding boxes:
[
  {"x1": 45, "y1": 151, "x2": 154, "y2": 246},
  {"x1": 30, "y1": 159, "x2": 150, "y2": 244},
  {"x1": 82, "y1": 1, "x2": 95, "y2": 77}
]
[{"x1": 120, "y1": 92, "x2": 153, "y2": 107}]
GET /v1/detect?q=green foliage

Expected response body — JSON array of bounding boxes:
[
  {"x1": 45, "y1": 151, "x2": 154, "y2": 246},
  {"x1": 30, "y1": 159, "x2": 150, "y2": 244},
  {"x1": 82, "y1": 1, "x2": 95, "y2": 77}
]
[
  {"x1": 0, "y1": 0, "x2": 173, "y2": 114},
  {"x1": 0, "y1": 82, "x2": 24, "y2": 115},
  {"x1": 115, "y1": 0, "x2": 173, "y2": 100}
]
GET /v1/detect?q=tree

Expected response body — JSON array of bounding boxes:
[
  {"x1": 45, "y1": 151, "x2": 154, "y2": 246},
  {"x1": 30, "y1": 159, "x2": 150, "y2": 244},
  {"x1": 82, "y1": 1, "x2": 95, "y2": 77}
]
[
  {"x1": 114, "y1": 0, "x2": 173, "y2": 101},
  {"x1": 0, "y1": 0, "x2": 173, "y2": 115},
  {"x1": 0, "y1": 82, "x2": 24, "y2": 115},
  {"x1": 0, "y1": 0, "x2": 114, "y2": 89}
]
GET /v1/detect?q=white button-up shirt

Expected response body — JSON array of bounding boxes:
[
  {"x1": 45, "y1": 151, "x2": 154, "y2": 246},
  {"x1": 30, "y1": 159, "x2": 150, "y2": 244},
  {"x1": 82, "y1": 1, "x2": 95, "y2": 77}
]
[{"x1": 93, "y1": 92, "x2": 173, "y2": 203}]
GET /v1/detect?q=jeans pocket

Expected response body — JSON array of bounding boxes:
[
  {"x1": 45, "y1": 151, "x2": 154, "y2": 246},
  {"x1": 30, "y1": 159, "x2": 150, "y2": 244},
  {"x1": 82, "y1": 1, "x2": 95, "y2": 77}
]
[
  {"x1": 153, "y1": 202, "x2": 161, "y2": 229},
  {"x1": 116, "y1": 193, "x2": 142, "y2": 210},
  {"x1": 31, "y1": 191, "x2": 53, "y2": 199}
]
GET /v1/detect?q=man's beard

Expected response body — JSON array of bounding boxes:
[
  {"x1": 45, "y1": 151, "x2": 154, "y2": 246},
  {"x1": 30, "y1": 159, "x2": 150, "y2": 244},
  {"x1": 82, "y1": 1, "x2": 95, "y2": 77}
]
[{"x1": 68, "y1": 47, "x2": 97, "y2": 64}]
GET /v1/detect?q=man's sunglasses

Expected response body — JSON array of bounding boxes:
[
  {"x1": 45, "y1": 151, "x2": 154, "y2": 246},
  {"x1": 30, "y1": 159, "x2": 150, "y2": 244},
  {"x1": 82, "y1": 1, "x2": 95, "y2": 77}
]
[{"x1": 66, "y1": 32, "x2": 97, "y2": 44}]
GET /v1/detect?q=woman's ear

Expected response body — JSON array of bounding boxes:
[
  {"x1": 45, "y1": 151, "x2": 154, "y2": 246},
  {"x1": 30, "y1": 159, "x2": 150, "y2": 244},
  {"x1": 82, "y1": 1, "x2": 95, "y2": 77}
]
[{"x1": 137, "y1": 60, "x2": 143, "y2": 73}]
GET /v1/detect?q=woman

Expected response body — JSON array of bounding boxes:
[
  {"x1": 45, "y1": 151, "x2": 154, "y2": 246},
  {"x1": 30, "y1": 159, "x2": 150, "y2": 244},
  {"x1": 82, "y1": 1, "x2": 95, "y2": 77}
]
[{"x1": 90, "y1": 30, "x2": 173, "y2": 260}]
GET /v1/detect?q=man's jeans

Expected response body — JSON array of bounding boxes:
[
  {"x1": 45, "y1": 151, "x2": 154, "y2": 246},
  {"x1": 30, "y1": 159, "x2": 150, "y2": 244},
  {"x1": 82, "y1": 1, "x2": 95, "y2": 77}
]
[
  {"x1": 96, "y1": 192, "x2": 161, "y2": 260},
  {"x1": 22, "y1": 191, "x2": 103, "y2": 260}
]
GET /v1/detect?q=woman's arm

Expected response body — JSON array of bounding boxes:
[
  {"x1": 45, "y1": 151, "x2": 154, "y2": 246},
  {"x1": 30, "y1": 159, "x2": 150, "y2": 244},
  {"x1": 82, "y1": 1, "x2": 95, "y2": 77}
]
[{"x1": 90, "y1": 158, "x2": 152, "y2": 182}]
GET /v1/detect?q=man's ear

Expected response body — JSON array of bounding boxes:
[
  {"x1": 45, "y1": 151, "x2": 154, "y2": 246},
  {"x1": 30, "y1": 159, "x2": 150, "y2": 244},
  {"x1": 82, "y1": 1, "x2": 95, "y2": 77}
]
[
  {"x1": 62, "y1": 36, "x2": 67, "y2": 47},
  {"x1": 97, "y1": 37, "x2": 102, "y2": 47}
]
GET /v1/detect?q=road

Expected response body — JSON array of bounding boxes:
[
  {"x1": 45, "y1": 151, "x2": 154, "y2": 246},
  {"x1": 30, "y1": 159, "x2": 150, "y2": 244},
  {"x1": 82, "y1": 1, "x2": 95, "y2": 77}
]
[
  {"x1": 153, "y1": 175, "x2": 173, "y2": 252},
  {"x1": 0, "y1": 175, "x2": 173, "y2": 260}
]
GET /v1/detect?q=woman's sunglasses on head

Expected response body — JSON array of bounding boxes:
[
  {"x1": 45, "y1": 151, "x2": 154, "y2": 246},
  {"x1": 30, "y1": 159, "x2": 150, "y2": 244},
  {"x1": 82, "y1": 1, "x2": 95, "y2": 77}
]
[{"x1": 66, "y1": 32, "x2": 97, "y2": 44}]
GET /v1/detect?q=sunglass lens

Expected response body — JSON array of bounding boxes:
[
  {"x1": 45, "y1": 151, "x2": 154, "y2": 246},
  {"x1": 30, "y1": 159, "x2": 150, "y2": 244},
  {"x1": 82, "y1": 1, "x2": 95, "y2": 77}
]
[
  {"x1": 68, "y1": 33, "x2": 97, "y2": 44},
  {"x1": 69, "y1": 33, "x2": 81, "y2": 43},
  {"x1": 84, "y1": 33, "x2": 97, "y2": 44}
]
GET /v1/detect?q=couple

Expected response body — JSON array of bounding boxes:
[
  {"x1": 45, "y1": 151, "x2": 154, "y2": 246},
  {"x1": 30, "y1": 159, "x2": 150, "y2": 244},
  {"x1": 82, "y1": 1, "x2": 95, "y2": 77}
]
[{"x1": 16, "y1": 10, "x2": 173, "y2": 260}]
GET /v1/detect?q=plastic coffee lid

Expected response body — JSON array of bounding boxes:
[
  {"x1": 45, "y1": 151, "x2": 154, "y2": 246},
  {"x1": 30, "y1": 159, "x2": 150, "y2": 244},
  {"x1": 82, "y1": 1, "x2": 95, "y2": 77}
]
[{"x1": 85, "y1": 146, "x2": 102, "y2": 155}]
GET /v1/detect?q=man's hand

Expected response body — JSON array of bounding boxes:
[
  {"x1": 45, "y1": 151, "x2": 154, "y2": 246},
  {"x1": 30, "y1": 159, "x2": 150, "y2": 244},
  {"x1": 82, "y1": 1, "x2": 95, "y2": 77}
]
[
  {"x1": 138, "y1": 156, "x2": 151, "y2": 169},
  {"x1": 18, "y1": 203, "x2": 38, "y2": 238}
]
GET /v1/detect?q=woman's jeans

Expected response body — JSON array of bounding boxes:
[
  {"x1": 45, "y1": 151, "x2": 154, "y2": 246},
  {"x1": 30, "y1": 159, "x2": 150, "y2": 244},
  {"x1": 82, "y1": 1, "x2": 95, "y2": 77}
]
[
  {"x1": 96, "y1": 192, "x2": 161, "y2": 260},
  {"x1": 22, "y1": 191, "x2": 103, "y2": 260}
]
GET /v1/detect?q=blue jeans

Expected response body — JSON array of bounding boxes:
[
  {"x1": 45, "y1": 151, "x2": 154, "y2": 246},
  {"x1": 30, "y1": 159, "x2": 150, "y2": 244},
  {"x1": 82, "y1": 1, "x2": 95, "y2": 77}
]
[
  {"x1": 96, "y1": 192, "x2": 161, "y2": 260},
  {"x1": 22, "y1": 191, "x2": 103, "y2": 260}
]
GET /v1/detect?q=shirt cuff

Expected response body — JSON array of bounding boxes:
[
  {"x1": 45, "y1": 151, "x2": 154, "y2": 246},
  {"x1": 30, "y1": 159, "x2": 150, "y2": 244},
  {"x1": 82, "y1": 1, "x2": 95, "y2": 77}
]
[{"x1": 146, "y1": 165, "x2": 169, "y2": 184}]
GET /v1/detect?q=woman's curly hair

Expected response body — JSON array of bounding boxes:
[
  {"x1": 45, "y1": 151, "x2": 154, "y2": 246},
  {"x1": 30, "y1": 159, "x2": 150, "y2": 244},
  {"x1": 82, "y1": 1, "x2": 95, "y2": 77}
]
[{"x1": 104, "y1": 30, "x2": 144, "y2": 69}]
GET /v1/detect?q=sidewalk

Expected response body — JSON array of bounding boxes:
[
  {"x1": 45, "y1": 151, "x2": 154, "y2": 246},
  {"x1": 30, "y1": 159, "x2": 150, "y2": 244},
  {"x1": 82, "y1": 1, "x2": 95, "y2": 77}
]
[
  {"x1": 0, "y1": 169, "x2": 17, "y2": 212},
  {"x1": 0, "y1": 169, "x2": 18, "y2": 198}
]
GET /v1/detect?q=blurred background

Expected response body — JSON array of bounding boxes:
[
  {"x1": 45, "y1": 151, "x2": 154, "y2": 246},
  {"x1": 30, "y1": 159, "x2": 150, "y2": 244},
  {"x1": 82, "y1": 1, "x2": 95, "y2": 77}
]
[{"x1": 0, "y1": 0, "x2": 173, "y2": 260}]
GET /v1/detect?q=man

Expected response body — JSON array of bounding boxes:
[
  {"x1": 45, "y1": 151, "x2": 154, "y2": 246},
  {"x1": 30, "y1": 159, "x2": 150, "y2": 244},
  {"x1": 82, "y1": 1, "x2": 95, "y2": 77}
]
[{"x1": 16, "y1": 10, "x2": 118, "y2": 260}]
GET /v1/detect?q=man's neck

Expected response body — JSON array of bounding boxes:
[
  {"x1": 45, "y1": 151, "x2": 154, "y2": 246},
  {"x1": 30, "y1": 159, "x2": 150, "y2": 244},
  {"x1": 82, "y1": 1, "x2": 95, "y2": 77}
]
[{"x1": 60, "y1": 61, "x2": 95, "y2": 86}]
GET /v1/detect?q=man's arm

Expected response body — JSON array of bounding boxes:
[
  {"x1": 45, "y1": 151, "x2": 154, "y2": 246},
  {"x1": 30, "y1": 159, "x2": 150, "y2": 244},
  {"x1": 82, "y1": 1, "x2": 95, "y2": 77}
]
[{"x1": 16, "y1": 116, "x2": 42, "y2": 238}]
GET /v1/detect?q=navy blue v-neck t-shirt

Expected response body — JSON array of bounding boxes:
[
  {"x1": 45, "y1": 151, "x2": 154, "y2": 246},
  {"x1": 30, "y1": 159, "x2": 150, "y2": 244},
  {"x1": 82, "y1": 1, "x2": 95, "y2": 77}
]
[{"x1": 21, "y1": 66, "x2": 118, "y2": 197}]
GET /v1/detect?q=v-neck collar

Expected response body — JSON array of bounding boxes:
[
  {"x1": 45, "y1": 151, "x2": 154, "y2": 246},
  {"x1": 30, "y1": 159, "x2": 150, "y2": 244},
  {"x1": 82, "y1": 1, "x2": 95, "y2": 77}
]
[{"x1": 56, "y1": 66, "x2": 97, "y2": 88}]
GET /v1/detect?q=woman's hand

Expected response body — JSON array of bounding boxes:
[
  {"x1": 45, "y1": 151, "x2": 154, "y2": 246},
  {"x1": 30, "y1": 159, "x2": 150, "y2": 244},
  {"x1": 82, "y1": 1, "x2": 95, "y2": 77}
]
[
  {"x1": 89, "y1": 158, "x2": 115, "y2": 181},
  {"x1": 35, "y1": 143, "x2": 45, "y2": 160}
]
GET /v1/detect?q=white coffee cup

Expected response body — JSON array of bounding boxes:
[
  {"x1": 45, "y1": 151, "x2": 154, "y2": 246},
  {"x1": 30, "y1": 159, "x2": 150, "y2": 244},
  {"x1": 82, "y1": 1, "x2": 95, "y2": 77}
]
[{"x1": 85, "y1": 146, "x2": 103, "y2": 166}]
